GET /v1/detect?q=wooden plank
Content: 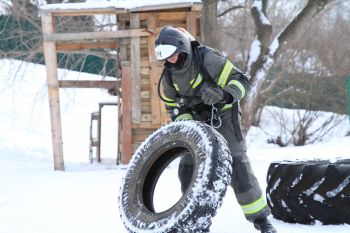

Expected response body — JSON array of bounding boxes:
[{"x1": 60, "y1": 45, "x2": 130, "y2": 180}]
[
  {"x1": 141, "y1": 85, "x2": 151, "y2": 92},
  {"x1": 158, "y1": 22, "x2": 186, "y2": 28},
  {"x1": 133, "y1": 128, "x2": 155, "y2": 135},
  {"x1": 132, "y1": 131, "x2": 152, "y2": 142},
  {"x1": 141, "y1": 57, "x2": 150, "y2": 67},
  {"x1": 132, "y1": 123, "x2": 161, "y2": 129},
  {"x1": 130, "y1": 3, "x2": 194, "y2": 13},
  {"x1": 43, "y1": 29, "x2": 151, "y2": 42},
  {"x1": 140, "y1": 78, "x2": 150, "y2": 86},
  {"x1": 141, "y1": 47, "x2": 150, "y2": 57},
  {"x1": 191, "y1": 3, "x2": 202, "y2": 12},
  {"x1": 157, "y1": 12, "x2": 187, "y2": 21},
  {"x1": 121, "y1": 63, "x2": 132, "y2": 165},
  {"x1": 114, "y1": 17, "x2": 122, "y2": 164},
  {"x1": 157, "y1": 66, "x2": 170, "y2": 125},
  {"x1": 130, "y1": 13, "x2": 142, "y2": 123},
  {"x1": 41, "y1": 12, "x2": 65, "y2": 171},
  {"x1": 138, "y1": 12, "x2": 186, "y2": 21},
  {"x1": 140, "y1": 102, "x2": 151, "y2": 111},
  {"x1": 186, "y1": 12, "x2": 198, "y2": 38},
  {"x1": 147, "y1": 13, "x2": 162, "y2": 125},
  {"x1": 132, "y1": 143, "x2": 142, "y2": 153},
  {"x1": 58, "y1": 80, "x2": 120, "y2": 89},
  {"x1": 41, "y1": 7, "x2": 126, "y2": 16},
  {"x1": 141, "y1": 91, "x2": 150, "y2": 99},
  {"x1": 141, "y1": 114, "x2": 152, "y2": 122},
  {"x1": 56, "y1": 41, "x2": 117, "y2": 51},
  {"x1": 117, "y1": 15, "x2": 128, "y2": 62},
  {"x1": 140, "y1": 67, "x2": 150, "y2": 76}
]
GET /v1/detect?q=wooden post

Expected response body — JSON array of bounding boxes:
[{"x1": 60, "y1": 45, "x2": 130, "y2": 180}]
[
  {"x1": 130, "y1": 13, "x2": 141, "y2": 123},
  {"x1": 186, "y1": 12, "x2": 198, "y2": 38},
  {"x1": 41, "y1": 12, "x2": 65, "y2": 171},
  {"x1": 121, "y1": 63, "x2": 132, "y2": 164},
  {"x1": 147, "y1": 13, "x2": 162, "y2": 125}
]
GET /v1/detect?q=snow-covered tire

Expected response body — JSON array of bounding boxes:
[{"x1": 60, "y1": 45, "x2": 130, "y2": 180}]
[
  {"x1": 118, "y1": 121, "x2": 232, "y2": 233},
  {"x1": 266, "y1": 159, "x2": 350, "y2": 224}
]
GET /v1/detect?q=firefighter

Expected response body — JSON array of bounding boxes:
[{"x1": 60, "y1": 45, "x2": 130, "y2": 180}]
[{"x1": 154, "y1": 26, "x2": 277, "y2": 233}]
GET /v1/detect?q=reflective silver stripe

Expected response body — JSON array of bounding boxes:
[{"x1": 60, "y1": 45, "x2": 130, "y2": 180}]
[
  {"x1": 241, "y1": 196, "x2": 267, "y2": 215},
  {"x1": 227, "y1": 80, "x2": 246, "y2": 98},
  {"x1": 190, "y1": 74, "x2": 203, "y2": 89},
  {"x1": 175, "y1": 113, "x2": 193, "y2": 121},
  {"x1": 217, "y1": 60, "x2": 234, "y2": 88}
]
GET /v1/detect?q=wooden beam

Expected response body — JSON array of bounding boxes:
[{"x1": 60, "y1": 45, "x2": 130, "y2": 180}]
[
  {"x1": 131, "y1": 123, "x2": 162, "y2": 129},
  {"x1": 191, "y1": 3, "x2": 202, "y2": 12},
  {"x1": 56, "y1": 41, "x2": 117, "y2": 51},
  {"x1": 140, "y1": 11, "x2": 186, "y2": 21},
  {"x1": 147, "y1": 13, "x2": 162, "y2": 125},
  {"x1": 130, "y1": 13, "x2": 141, "y2": 123},
  {"x1": 41, "y1": 12, "x2": 65, "y2": 171},
  {"x1": 121, "y1": 63, "x2": 132, "y2": 165},
  {"x1": 58, "y1": 80, "x2": 120, "y2": 89},
  {"x1": 130, "y1": 3, "x2": 194, "y2": 12},
  {"x1": 186, "y1": 11, "x2": 198, "y2": 38},
  {"x1": 43, "y1": 29, "x2": 151, "y2": 42},
  {"x1": 41, "y1": 7, "x2": 126, "y2": 16}
]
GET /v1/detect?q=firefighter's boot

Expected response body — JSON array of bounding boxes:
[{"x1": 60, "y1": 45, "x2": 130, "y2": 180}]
[{"x1": 253, "y1": 218, "x2": 277, "y2": 233}]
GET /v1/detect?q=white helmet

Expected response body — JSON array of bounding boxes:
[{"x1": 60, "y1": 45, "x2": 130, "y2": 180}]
[{"x1": 155, "y1": 26, "x2": 192, "y2": 61}]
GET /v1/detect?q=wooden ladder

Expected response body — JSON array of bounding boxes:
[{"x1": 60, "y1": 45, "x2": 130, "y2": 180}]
[
  {"x1": 88, "y1": 102, "x2": 118, "y2": 163},
  {"x1": 89, "y1": 111, "x2": 101, "y2": 163}
]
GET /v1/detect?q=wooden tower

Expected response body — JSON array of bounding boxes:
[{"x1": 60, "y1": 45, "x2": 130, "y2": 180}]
[{"x1": 40, "y1": 1, "x2": 202, "y2": 170}]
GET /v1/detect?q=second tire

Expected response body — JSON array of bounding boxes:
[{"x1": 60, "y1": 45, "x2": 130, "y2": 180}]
[{"x1": 266, "y1": 159, "x2": 350, "y2": 224}]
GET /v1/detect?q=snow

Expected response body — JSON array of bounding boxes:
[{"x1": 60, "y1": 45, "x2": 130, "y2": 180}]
[
  {"x1": 40, "y1": 0, "x2": 201, "y2": 11},
  {"x1": 326, "y1": 176, "x2": 350, "y2": 198},
  {"x1": 1, "y1": 58, "x2": 350, "y2": 233},
  {"x1": 303, "y1": 178, "x2": 325, "y2": 197},
  {"x1": 252, "y1": 0, "x2": 271, "y2": 26},
  {"x1": 246, "y1": 36, "x2": 261, "y2": 75}
]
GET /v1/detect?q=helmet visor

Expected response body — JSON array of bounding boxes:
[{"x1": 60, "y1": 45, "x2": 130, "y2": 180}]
[{"x1": 155, "y1": 44, "x2": 177, "y2": 61}]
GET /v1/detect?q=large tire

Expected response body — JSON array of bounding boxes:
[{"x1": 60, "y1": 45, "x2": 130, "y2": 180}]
[
  {"x1": 118, "y1": 121, "x2": 232, "y2": 233},
  {"x1": 266, "y1": 159, "x2": 350, "y2": 225}
]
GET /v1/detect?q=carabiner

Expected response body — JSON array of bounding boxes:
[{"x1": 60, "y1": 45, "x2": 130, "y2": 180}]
[{"x1": 210, "y1": 104, "x2": 222, "y2": 129}]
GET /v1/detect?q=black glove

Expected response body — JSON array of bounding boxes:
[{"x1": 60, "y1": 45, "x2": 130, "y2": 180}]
[{"x1": 201, "y1": 87, "x2": 224, "y2": 105}]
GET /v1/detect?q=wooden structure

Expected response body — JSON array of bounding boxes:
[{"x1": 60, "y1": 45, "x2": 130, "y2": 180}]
[{"x1": 40, "y1": 1, "x2": 202, "y2": 170}]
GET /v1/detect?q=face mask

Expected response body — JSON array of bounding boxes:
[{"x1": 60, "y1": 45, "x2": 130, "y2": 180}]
[{"x1": 168, "y1": 53, "x2": 188, "y2": 69}]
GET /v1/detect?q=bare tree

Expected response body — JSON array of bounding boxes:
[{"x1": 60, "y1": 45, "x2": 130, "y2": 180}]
[
  {"x1": 0, "y1": 0, "x2": 115, "y2": 76},
  {"x1": 265, "y1": 107, "x2": 346, "y2": 146},
  {"x1": 242, "y1": 0, "x2": 336, "y2": 128},
  {"x1": 201, "y1": 0, "x2": 219, "y2": 48}
]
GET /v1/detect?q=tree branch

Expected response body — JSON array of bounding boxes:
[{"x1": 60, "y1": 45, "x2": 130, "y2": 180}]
[{"x1": 217, "y1": 5, "x2": 245, "y2": 17}]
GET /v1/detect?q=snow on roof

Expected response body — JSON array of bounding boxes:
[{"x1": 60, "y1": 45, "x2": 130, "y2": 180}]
[{"x1": 40, "y1": 0, "x2": 201, "y2": 13}]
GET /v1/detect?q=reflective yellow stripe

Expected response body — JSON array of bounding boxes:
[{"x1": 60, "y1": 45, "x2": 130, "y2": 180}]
[
  {"x1": 163, "y1": 95, "x2": 177, "y2": 107},
  {"x1": 175, "y1": 113, "x2": 193, "y2": 121},
  {"x1": 241, "y1": 196, "x2": 267, "y2": 215},
  {"x1": 227, "y1": 80, "x2": 246, "y2": 98},
  {"x1": 217, "y1": 60, "x2": 234, "y2": 88},
  {"x1": 165, "y1": 102, "x2": 177, "y2": 107},
  {"x1": 173, "y1": 83, "x2": 179, "y2": 91},
  {"x1": 190, "y1": 74, "x2": 203, "y2": 89},
  {"x1": 221, "y1": 103, "x2": 233, "y2": 111}
]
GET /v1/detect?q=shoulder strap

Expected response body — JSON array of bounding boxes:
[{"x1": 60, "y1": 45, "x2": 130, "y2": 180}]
[
  {"x1": 163, "y1": 67, "x2": 173, "y2": 86},
  {"x1": 157, "y1": 67, "x2": 176, "y2": 103},
  {"x1": 192, "y1": 42, "x2": 216, "y2": 86}
]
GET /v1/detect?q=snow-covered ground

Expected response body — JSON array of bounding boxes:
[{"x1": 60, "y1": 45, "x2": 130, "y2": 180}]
[{"x1": 0, "y1": 59, "x2": 350, "y2": 233}]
